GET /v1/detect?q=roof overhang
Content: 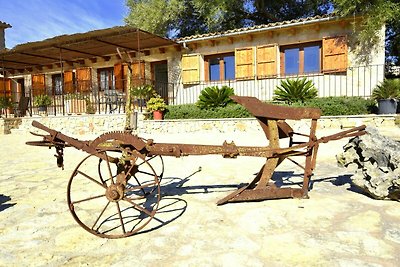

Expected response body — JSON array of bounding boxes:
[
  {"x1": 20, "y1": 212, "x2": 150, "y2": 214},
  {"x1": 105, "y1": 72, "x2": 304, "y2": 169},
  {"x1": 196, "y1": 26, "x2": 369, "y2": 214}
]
[{"x1": 0, "y1": 26, "x2": 178, "y2": 74}]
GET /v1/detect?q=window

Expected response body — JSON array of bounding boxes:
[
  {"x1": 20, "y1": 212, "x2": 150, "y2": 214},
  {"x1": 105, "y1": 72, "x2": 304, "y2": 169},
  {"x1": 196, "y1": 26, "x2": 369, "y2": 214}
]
[
  {"x1": 205, "y1": 53, "x2": 235, "y2": 81},
  {"x1": 52, "y1": 74, "x2": 63, "y2": 95},
  {"x1": 98, "y1": 68, "x2": 114, "y2": 91},
  {"x1": 280, "y1": 42, "x2": 321, "y2": 75}
]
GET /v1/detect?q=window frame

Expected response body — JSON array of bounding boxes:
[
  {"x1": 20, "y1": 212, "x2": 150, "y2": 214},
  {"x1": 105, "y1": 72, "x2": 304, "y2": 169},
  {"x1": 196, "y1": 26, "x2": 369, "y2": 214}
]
[
  {"x1": 204, "y1": 52, "x2": 235, "y2": 81},
  {"x1": 97, "y1": 67, "x2": 114, "y2": 92},
  {"x1": 280, "y1": 41, "x2": 322, "y2": 76}
]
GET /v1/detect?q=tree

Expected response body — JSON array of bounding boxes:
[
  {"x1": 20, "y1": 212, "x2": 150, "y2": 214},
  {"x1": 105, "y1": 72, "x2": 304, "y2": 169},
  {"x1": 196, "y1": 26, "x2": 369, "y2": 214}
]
[{"x1": 125, "y1": 0, "x2": 400, "y2": 63}]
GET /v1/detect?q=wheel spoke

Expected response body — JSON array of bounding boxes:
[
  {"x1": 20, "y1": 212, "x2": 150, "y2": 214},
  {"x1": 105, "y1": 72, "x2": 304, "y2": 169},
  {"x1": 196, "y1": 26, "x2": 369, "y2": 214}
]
[
  {"x1": 123, "y1": 197, "x2": 154, "y2": 217},
  {"x1": 72, "y1": 193, "x2": 105, "y2": 205},
  {"x1": 125, "y1": 181, "x2": 157, "y2": 192},
  {"x1": 92, "y1": 201, "x2": 111, "y2": 230},
  {"x1": 116, "y1": 202, "x2": 126, "y2": 234},
  {"x1": 76, "y1": 170, "x2": 107, "y2": 189},
  {"x1": 104, "y1": 151, "x2": 115, "y2": 185},
  {"x1": 137, "y1": 170, "x2": 156, "y2": 176}
]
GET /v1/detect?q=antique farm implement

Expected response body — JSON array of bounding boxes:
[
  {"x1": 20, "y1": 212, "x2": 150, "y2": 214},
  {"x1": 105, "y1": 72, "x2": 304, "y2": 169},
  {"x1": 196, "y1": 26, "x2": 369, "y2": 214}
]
[{"x1": 27, "y1": 96, "x2": 366, "y2": 238}]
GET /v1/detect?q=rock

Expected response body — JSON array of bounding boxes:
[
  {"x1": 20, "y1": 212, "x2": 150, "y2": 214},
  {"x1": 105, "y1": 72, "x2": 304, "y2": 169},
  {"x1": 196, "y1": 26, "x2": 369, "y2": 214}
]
[{"x1": 336, "y1": 127, "x2": 400, "y2": 200}]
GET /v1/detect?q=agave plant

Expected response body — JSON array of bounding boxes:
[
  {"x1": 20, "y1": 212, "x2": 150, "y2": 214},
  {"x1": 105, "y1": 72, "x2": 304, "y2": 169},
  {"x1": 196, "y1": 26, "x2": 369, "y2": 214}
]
[
  {"x1": 196, "y1": 85, "x2": 235, "y2": 109},
  {"x1": 273, "y1": 78, "x2": 318, "y2": 104},
  {"x1": 371, "y1": 79, "x2": 400, "y2": 101}
]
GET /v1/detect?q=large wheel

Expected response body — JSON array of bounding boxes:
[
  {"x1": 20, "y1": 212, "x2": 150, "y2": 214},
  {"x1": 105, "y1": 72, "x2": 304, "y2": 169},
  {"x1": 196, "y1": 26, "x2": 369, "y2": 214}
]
[{"x1": 67, "y1": 150, "x2": 160, "y2": 238}]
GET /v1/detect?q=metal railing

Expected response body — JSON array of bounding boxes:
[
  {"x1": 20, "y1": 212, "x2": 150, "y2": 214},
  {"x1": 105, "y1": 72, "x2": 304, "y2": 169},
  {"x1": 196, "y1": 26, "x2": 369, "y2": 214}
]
[{"x1": 173, "y1": 64, "x2": 385, "y2": 105}]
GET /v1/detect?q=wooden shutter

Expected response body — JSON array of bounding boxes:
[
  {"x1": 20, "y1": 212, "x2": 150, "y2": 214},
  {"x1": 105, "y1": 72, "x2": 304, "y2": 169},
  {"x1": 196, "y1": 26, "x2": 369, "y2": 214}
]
[
  {"x1": 130, "y1": 61, "x2": 145, "y2": 87},
  {"x1": 114, "y1": 63, "x2": 124, "y2": 91},
  {"x1": 182, "y1": 54, "x2": 200, "y2": 84},
  {"x1": 257, "y1": 45, "x2": 277, "y2": 78},
  {"x1": 76, "y1": 68, "x2": 92, "y2": 92},
  {"x1": 31, "y1": 74, "x2": 46, "y2": 96},
  {"x1": 235, "y1": 47, "x2": 254, "y2": 80},
  {"x1": 322, "y1": 36, "x2": 347, "y2": 73},
  {"x1": 63, "y1": 71, "x2": 74, "y2": 94},
  {"x1": 0, "y1": 78, "x2": 11, "y2": 97}
]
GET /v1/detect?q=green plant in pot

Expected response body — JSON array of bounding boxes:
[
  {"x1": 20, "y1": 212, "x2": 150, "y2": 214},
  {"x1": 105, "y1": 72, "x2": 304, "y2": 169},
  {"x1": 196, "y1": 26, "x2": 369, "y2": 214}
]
[
  {"x1": 34, "y1": 94, "x2": 52, "y2": 113},
  {"x1": 372, "y1": 79, "x2": 400, "y2": 114},
  {"x1": 146, "y1": 95, "x2": 167, "y2": 120},
  {"x1": 130, "y1": 84, "x2": 156, "y2": 111},
  {"x1": 0, "y1": 96, "x2": 12, "y2": 116}
]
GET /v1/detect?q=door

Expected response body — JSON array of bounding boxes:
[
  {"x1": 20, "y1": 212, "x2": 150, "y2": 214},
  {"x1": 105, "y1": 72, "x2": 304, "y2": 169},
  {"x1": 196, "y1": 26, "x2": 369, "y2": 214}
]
[{"x1": 152, "y1": 61, "x2": 168, "y2": 102}]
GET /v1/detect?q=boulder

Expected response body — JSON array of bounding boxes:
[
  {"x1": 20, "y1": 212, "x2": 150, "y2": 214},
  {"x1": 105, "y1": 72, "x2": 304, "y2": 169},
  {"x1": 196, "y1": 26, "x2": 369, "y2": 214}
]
[{"x1": 336, "y1": 127, "x2": 400, "y2": 200}]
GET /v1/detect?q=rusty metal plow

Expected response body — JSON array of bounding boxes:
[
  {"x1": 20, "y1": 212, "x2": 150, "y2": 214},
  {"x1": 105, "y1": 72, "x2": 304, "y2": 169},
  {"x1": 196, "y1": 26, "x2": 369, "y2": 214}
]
[{"x1": 27, "y1": 96, "x2": 365, "y2": 238}]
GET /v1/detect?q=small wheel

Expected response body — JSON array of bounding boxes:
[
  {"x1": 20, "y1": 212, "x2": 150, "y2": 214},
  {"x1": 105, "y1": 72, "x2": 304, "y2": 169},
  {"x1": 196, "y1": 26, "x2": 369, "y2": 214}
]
[{"x1": 67, "y1": 150, "x2": 160, "y2": 238}]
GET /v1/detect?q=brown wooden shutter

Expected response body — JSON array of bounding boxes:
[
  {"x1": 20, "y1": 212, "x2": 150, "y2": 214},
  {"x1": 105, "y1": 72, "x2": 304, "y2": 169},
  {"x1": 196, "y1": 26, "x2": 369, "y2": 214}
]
[
  {"x1": 76, "y1": 68, "x2": 92, "y2": 92},
  {"x1": 182, "y1": 54, "x2": 200, "y2": 84},
  {"x1": 235, "y1": 47, "x2": 254, "y2": 80},
  {"x1": 322, "y1": 36, "x2": 348, "y2": 73},
  {"x1": 63, "y1": 71, "x2": 74, "y2": 94},
  {"x1": 257, "y1": 45, "x2": 277, "y2": 78},
  {"x1": 123, "y1": 64, "x2": 129, "y2": 92},
  {"x1": 31, "y1": 74, "x2": 46, "y2": 96},
  {"x1": 131, "y1": 61, "x2": 145, "y2": 86},
  {"x1": 114, "y1": 63, "x2": 124, "y2": 91},
  {"x1": 0, "y1": 78, "x2": 12, "y2": 97}
]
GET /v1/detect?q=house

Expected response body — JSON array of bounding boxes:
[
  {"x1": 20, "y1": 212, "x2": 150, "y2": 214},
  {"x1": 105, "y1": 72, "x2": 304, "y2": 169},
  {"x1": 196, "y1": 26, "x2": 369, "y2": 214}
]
[{"x1": 0, "y1": 15, "x2": 385, "y2": 116}]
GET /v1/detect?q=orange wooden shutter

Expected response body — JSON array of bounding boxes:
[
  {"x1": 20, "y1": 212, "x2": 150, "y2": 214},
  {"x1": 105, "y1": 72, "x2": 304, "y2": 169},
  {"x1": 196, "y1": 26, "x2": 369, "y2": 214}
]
[
  {"x1": 114, "y1": 63, "x2": 124, "y2": 91},
  {"x1": 63, "y1": 71, "x2": 74, "y2": 94},
  {"x1": 181, "y1": 54, "x2": 200, "y2": 84},
  {"x1": 130, "y1": 61, "x2": 145, "y2": 87},
  {"x1": 0, "y1": 78, "x2": 11, "y2": 97},
  {"x1": 123, "y1": 64, "x2": 129, "y2": 92},
  {"x1": 257, "y1": 45, "x2": 277, "y2": 78},
  {"x1": 76, "y1": 68, "x2": 92, "y2": 92},
  {"x1": 235, "y1": 47, "x2": 254, "y2": 80},
  {"x1": 31, "y1": 74, "x2": 46, "y2": 96},
  {"x1": 322, "y1": 36, "x2": 348, "y2": 73}
]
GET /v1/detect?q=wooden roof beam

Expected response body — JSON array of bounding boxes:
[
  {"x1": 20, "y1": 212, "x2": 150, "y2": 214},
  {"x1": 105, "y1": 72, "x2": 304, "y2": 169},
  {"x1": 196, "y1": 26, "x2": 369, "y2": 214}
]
[
  {"x1": 0, "y1": 59, "x2": 36, "y2": 65},
  {"x1": 95, "y1": 38, "x2": 137, "y2": 51},
  {"x1": 19, "y1": 52, "x2": 75, "y2": 65},
  {"x1": 55, "y1": 46, "x2": 103, "y2": 58}
]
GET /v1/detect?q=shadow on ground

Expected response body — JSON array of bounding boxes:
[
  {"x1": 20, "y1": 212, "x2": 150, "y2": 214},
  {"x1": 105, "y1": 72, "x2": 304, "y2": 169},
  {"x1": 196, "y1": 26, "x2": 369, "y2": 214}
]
[{"x1": 0, "y1": 194, "x2": 16, "y2": 212}]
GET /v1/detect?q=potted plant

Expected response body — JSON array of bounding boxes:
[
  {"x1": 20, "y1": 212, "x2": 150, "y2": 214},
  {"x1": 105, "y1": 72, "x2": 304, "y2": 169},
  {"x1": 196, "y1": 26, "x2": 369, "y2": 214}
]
[
  {"x1": 33, "y1": 94, "x2": 52, "y2": 115},
  {"x1": 372, "y1": 79, "x2": 400, "y2": 114},
  {"x1": 146, "y1": 95, "x2": 167, "y2": 120},
  {"x1": 0, "y1": 96, "x2": 12, "y2": 116},
  {"x1": 130, "y1": 84, "x2": 156, "y2": 111}
]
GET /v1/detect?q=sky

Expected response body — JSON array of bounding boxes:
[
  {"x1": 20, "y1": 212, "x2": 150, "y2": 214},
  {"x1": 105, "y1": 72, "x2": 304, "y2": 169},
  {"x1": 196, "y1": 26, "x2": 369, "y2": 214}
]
[{"x1": 0, "y1": 0, "x2": 128, "y2": 49}]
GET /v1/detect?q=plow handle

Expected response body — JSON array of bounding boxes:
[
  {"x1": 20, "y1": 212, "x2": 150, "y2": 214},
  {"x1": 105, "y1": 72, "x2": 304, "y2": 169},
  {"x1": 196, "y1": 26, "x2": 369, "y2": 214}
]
[{"x1": 318, "y1": 125, "x2": 366, "y2": 144}]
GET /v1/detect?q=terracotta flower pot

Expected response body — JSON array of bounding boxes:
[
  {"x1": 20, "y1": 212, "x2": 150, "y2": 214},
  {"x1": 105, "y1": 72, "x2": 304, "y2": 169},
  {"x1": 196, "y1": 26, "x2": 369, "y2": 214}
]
[{"x1": 153, "y1": 110, "x2": 163, "y2": 120}]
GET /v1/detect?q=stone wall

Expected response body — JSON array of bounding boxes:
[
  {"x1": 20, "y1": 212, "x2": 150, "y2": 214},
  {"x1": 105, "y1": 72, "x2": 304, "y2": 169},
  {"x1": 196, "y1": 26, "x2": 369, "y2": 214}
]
[{"x1": 2, "y1": 113, "x2": 398, "y2": 138}]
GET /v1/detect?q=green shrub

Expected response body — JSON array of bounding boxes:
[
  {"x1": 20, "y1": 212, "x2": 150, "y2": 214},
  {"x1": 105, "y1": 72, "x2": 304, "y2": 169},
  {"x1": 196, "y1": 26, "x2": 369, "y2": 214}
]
[
  {"x1": 292, "y1": 97, "x2": 376, "y2": 116},
  {"x1": 146, "y1": 96, "x2": 168, "y2": 112},
  {"x1": 164, "y1": 103, "x2": 252, "y2": 119},
  {"x1": 273, "y1": 78, "x2": 318, "y2": 104},
  {"x1": 196, "y1": 85, "x2": 235, "y2": 109},
  {"x1": 371, "y1": 79, "x2": 400, "y2": 100},
  {"x1": 33, "y1": 94, "x2": 52, "y2": 107}
]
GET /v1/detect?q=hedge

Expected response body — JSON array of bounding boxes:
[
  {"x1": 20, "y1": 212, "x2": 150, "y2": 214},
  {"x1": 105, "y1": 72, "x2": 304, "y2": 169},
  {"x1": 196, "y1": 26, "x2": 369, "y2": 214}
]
[{"x1": 163, "y1": 97, "x2": 377, "y2": 119}]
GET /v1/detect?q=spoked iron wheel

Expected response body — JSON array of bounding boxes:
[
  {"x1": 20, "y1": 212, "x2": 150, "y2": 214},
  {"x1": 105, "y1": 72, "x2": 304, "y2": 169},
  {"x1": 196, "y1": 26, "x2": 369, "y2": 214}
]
[{"x1": 67, "y1": 150, "x2": 160, "y2": 238}]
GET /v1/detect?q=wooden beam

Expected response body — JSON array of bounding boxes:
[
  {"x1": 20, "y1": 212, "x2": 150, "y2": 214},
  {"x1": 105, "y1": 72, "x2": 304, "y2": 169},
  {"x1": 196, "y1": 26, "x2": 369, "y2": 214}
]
[
  {"x1": 95, "y1": 38, "x2": 137, "y2": 51},
  {"x1": 55, "y1": 46, "x2": 102, "y2": 57},
  {"x1": 339, "y1": 20, "x2": 348, "y2": 28},
  {"x1": 208, "y1": 40, "x2": 215, "y2": 46},
  {"x1": 189, "y1": 43, "x2": 197, "y2": 50},
  {"x1": 174, "y1": 45, "x2": 182, "y2": 51},
  {"x1": 288, "y1": 28, "x2": 296, "y2": 36},
  {"x1": 227, "y1": 37, "x2": 234, "y2": 44},
  {"x1": 266, "y1": 31, "x2": 274, "y2": 38}
]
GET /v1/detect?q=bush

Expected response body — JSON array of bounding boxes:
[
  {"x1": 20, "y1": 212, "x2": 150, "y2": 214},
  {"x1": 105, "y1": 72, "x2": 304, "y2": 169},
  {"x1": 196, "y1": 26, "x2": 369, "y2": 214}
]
[
  {"x1": 164, "y1": 103, "x2": 252, "y2": 119},
  {"x1": 273, "y1": 78, "x2": 318, "y2": 104},
  {"x1": 196, "y1": 85, "x2": 234, "y2": 109},
  {"x1": 33, "y1": 94, "x2": 52, "y2": 107},
  {"x1": 292, "y1": 97, "x2": 376, "y2": 116}
]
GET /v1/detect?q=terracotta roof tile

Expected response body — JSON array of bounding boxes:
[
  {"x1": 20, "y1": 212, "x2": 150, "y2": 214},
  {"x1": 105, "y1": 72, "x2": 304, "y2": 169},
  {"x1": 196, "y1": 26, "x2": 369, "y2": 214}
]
[{"x1": 176, "y1": 14, "x2": 336, "y2": 42}]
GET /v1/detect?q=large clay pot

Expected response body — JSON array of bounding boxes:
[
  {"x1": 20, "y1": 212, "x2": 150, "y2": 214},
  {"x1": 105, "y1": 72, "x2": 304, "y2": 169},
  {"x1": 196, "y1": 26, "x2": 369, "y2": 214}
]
[{"x1": 153, "y1": 110, "x2": 163, "y2": 120}]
